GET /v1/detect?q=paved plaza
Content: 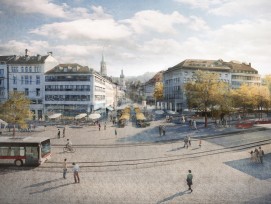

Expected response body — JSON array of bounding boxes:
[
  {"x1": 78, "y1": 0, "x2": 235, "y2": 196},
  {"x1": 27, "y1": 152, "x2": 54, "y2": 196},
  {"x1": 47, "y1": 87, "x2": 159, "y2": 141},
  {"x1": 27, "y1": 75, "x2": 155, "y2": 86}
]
[{"x1": 0, "y1": 118, "x2": 271, "y2": 204}]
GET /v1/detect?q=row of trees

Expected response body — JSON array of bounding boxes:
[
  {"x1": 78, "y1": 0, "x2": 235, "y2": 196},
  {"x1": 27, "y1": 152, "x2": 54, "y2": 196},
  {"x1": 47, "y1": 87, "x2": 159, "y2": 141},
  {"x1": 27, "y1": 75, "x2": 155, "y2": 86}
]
[
  {"x1": 184, "y1": 70, "x2": 271, "y2": 127},
  {"x1": 0, "y1": 92, "x2": 32, "y2": 136}
]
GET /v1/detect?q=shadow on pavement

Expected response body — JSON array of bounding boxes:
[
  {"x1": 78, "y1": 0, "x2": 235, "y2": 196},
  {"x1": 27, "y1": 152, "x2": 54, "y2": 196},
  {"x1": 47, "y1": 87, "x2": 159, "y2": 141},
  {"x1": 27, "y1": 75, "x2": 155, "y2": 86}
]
[
  {"x1": 29, "y1": 182, "x2": 73, "y2": 195},
  {"x1": 24, "y1": 178, "x2": 63, "y2": 188},
  {"x1": 224, "y1": 153, "x2": 271, "y2": 180},
  {"x1": 156, "y1": 190, "x2": 190, "y2": 203},
  {"x1": 245, "y1": 193, "x2": 271, "y2": 203}
]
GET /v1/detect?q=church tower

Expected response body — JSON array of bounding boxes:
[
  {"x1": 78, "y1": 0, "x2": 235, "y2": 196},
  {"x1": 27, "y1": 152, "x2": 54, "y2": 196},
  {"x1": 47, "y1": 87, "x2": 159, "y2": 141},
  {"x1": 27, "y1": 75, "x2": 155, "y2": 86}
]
[
  {"x1": 100, "y1": 53, "x2": 107, "y2": 77},
  {"x1": 119, "y1": 69, "x2": 126, "y2": 90}
]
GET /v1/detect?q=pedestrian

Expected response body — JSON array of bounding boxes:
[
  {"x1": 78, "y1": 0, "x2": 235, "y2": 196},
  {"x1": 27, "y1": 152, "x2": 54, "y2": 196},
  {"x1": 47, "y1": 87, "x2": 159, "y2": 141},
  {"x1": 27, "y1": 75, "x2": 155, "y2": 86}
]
[
  {"x1": 162, "y1": 126, "x2": 166, "y2": 136},
  {"x1": 249, "y1": 150, "x2": 254, "y2": 162},
  {"x1": 254, "y1": 148, "x2": 260, "y2": 162},
  {"x1": 98, "y1": 123, "x2": 101, "y2": 131},
  {"x1": 199, "y1": 139, "x2": 202, "y2": 148},
  {"x1": 72, "y1": 162, "x2": 80, "y2": 183},
  {"x1": 258, "y1": 146, "x2": 264, "y2": 163},
  {"x1": 184, "y1": 136, "x2": 188, "y2": 148},
  {"x1": 63, "y1": 158, "x2": 67, "y2": 179},
  {"x1": 115, "y1": 128, "x2": 117, "y2": 136},
  {"x1": 63, "y1": 127, "x2": 65, "y2": 138},
  {"x1": 186, "y1": 170, "x2": 193, "y2": 192},
  {"x1": 193, "y1": 120, "x2": 197, "y2": 130},
  {"x1": 188, "y1": 136, "x2": 191, "y2": 146},
  {"x1": 57, "y1": 129, "x2": 60, "y2": 139},
  {"x1": 159, "y1": 125, "x2": 162, "y2": 136},
  {"x1": 182, "y1": 115, "x2": 185, "y2": 124},
  {"x1": 104, "y1": 122, "x2": 107, "y2": 130}
]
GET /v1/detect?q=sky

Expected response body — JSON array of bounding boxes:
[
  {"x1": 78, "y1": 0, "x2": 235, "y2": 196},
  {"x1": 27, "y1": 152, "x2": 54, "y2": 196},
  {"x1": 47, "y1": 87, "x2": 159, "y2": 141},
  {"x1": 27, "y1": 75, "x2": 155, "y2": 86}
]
[{"x1": 0, "y1": 0, "x2": 270, "y2": 77}]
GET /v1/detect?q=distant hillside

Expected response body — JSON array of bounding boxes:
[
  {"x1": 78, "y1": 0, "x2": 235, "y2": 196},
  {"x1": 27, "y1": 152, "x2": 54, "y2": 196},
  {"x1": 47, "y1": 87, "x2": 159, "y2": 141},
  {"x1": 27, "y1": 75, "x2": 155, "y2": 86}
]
[{"x1": 126, "y1": 72, "x2": 156, "y2": 83}]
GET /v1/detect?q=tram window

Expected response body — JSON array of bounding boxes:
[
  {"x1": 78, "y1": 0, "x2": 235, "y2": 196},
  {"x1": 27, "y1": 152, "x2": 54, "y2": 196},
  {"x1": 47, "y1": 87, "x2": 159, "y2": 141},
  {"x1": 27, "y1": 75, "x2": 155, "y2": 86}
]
[
  {"x1": 20, "y1": 147, "x2": 25, "y2": 156},
  {"x1": 0, "y1": 147, "x2": 9, "y2": 156}
]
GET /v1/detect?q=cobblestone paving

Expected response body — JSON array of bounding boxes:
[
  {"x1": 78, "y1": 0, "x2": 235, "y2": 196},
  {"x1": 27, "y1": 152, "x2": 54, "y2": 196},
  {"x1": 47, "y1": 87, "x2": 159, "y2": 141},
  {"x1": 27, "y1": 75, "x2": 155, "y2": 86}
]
[{"x1": 0, "y1": 120, "x2": 271, "y2": 204}]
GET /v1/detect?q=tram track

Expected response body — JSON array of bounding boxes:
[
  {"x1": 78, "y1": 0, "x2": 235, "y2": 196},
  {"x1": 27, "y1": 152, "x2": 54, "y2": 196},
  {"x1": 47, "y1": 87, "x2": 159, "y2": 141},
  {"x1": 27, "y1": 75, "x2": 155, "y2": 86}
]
[{"x1": 37, "y1": 137, "x2": 271, "y2": 171}]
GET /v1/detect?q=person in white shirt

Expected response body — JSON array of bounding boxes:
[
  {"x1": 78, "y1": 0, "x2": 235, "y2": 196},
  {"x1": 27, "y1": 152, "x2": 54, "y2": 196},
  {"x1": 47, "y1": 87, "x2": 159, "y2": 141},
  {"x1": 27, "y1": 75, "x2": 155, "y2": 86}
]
[
  {"x1": 66, "y1": 139, "x2": 72, "y2": 150},
  {"x1": 72, "y1": 162, "x2": 80, "y2": 183}
]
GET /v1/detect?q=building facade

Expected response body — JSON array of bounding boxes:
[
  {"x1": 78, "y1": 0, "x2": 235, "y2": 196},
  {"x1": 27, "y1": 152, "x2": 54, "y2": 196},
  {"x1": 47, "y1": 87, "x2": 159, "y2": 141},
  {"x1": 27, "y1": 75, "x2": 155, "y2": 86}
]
[
  {"x1": 0, "y1": 56, "x2": 13, "y2": 103},
  {"x1": 44, "y1": 63, "x2": 119, "y2": 117},
  {"x1": 7, "y1": 51, "x2": 58, "y2": 120},
  {"x1": 144, "y1": 71, "x2": 163, "y2": 105},
  {"x1": 163, "y1": 59, "x2": 261, "y2": 112}
]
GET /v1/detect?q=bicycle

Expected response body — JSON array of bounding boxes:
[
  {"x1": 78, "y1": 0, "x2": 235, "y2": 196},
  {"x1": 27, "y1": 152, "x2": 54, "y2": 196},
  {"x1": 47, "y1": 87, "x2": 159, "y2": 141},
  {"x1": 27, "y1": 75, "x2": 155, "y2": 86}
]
[{"x1": 63, "y1": 146, "x2": 76, "y2": 153}]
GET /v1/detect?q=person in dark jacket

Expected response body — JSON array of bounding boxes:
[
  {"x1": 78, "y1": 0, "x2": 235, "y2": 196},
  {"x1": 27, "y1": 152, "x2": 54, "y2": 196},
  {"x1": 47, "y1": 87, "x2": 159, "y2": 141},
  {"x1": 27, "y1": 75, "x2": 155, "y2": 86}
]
[{"x1": 186, "y1": 170, "x2": 193, "y2": 192}]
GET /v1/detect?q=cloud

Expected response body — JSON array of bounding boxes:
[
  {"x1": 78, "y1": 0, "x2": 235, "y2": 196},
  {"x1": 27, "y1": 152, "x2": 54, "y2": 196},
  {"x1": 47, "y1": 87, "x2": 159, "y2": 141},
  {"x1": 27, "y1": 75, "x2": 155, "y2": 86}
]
[
  {"x1": 174, "y1": 0, "x2": 222, "y2": 9},
  {"x1": 189, "y1": 16, "x2": 209, "y2": 31},
  {"x1": 0, "y1": 40, "x2": 50, "y2": 55},
  {"x1": 122, "y1": 10, "x2": 189, "y2": 34},
  {"x1": 30, "y1": 18, "x2": 132, "y2": 40},
  {"x1": 1, "y1": 0, "x2": 68, "y2": 18}
]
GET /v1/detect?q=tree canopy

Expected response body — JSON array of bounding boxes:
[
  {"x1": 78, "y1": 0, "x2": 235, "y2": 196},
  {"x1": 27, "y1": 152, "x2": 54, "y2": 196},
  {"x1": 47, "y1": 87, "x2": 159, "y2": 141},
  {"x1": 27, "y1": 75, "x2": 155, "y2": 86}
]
[
  {"x1": 153, "y1": 82, "x2": 163, "y2": 100},
  {"x1": 0, "y1": 91, "x2": 32, "y2": 136}
]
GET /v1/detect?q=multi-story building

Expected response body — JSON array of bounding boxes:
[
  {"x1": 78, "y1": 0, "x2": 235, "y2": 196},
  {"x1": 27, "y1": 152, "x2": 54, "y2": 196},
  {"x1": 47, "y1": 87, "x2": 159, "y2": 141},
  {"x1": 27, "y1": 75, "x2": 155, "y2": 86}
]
[
  {"x1": 0, "y1": 56, "x2": 13, "y2": 103},
  {"x1": 163, "y1": 59, "x2": 261, "y2": 112},
  {"x1": 224, "y1": 60, "x2": 261, "y2": 88},
  {"x1": 44, "y1": 63, "x2": 119, "y2": 117},
  {"x1": 7, "y1": 50, "x2": 58, "y2": 120},
  {"x1": 163, "y1": 59, "x2": 232, "y2": 112}
]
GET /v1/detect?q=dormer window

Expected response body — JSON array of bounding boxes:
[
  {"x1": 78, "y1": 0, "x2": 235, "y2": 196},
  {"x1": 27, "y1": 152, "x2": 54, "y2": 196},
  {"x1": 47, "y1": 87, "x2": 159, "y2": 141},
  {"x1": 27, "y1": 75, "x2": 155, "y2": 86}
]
[
  {"x1": 72, "y1": 67, "x2": 77, "y2": 72},
  {"x1": 64, "y1": 67, "x2": 68, "y2": 72}
]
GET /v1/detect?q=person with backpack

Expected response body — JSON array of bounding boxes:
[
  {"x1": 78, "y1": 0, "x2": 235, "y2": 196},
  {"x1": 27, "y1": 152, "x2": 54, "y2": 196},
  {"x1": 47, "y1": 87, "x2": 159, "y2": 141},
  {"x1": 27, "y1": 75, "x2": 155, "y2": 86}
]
[{"x1": 258, "y1": 146, "x2": 264, "y2": 164}]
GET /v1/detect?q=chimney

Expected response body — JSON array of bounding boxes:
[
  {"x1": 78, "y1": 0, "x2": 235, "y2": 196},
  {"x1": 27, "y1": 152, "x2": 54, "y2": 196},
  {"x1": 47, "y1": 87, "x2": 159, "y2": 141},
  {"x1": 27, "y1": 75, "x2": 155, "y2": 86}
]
[
  {"x1": 47, "y1": 52, "x2": 53, "y2": 56},
  {"x1": 25, "y1": 49, "x2": 28, "y2": 56},
  {"x1": 249, "y1": 62, "x2": 251, "y2": 67}
]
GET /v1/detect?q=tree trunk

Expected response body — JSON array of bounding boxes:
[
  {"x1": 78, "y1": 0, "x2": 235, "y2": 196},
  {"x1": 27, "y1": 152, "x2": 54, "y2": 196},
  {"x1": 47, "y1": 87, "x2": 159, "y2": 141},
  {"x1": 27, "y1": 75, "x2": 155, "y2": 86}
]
[
  {"x1": 205, "y1": 112, "x2": 208, "y2": 128},
  {"x1": 13, "y1": 125, "x2": 16, "y2": 137}
]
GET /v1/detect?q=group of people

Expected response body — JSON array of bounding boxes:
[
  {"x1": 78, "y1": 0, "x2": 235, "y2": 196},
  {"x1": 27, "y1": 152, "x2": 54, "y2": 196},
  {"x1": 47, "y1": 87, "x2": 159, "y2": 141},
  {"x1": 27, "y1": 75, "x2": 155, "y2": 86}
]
[
  {"x1": 63, "y1": 159, "x2": 80, "y2": 183},
  {"x1": 158, "y1": 125, "x2": 166, "y2": 136},
  {"x1": 57, "y1": 127, "x2": 65, "y2": 139},
  {"x1": 249, "y1": 146, "x2": 264, "y2": 163},
  {"x1": 188, "y1": 119, "x2": 197, "y2": 130}
]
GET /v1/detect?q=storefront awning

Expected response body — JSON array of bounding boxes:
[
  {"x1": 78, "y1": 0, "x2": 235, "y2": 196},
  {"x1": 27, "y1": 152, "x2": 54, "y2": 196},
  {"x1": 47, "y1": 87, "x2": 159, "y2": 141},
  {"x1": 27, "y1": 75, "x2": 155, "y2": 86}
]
[
  {"x1": 75, "y1": 113, "x2": 87, "y2": 120},
  {"x1": 48, "y1": 113, "x2": 62, "y2": 119}
]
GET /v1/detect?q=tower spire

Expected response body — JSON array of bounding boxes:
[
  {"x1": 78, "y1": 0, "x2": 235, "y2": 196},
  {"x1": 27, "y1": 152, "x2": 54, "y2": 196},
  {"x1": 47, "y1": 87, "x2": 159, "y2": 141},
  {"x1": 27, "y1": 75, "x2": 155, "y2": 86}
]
[{"x1": 100, "y1": 50, "x2": 107, "y2": 76}]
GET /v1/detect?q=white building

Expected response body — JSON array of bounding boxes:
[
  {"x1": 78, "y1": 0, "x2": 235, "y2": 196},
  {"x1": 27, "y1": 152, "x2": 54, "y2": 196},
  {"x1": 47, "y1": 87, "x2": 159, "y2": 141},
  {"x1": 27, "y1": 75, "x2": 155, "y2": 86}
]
[
  {"x1": 163, "y1": 59, "x2": 231, "y2": 112},
  {"x1": 163, "y1": 59, "x2": 261, "y2": 112},
  {"x1": 7, "y1": 50, "x2": 58, "y2": 120},
  {"x1": 44, "y1": 63, "x2": 118, "y2": 117},
  {"x1": 0, "y1": 56, "x2": 13, "y2": 103}
]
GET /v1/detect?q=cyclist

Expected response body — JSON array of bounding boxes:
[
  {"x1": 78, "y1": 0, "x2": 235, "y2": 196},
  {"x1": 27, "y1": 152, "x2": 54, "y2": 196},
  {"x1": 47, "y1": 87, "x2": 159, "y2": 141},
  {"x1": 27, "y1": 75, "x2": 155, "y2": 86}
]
[{"x1": 66, "y1": 139, "x2": 72, "y2": 151}]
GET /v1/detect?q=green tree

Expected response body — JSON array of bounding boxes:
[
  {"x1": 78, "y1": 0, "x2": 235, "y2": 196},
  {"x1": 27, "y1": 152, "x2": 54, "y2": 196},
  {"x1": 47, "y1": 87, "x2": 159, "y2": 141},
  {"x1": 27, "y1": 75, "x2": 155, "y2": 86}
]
[
  {"x1": 0, "y1": 91, "x2": 32, "y2": 136},
  {"x1": 184, "y1": 70, "x2": 229, "y2": 127}
]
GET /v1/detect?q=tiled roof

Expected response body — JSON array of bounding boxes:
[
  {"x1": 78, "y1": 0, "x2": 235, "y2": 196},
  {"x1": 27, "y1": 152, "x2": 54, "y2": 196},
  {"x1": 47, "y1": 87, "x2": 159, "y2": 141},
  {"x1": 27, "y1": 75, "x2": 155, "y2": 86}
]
[
  {"x1": 166, "y1": 59, "x2": 258, "y2": 73},
  {"x1": 45, "y1": 63, "x2": 92, "y2": 74},
  {"x1": 145, "y1": 71, "x2": 164, "y2": 85},
  {"x1": 0, "y1": 55, "x2": 14, "y2": 62},
  {"x1": 224, "y1": 61, "x2": 258, "y2": 73},
  {"x1": 7, "y1": 55, "x2": 50, "y2": 64}
]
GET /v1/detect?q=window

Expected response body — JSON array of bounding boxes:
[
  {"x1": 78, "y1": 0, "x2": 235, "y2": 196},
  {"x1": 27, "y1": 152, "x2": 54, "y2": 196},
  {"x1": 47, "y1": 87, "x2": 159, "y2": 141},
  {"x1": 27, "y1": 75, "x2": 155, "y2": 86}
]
[
  {"x1": 13, "y1": 76, "x2": 17, "y2": 84},
  {"x1": 36, "y1": 88, "x2": 40, "y2": 96},
  {"x1": 21, "y1": 76, "x2": 24, "y2": 84},
  {"x1": 25, "y1": 76, "x2": 29, "y2": 84},
  {"x1": 25, "y1": 67, "x2": 28, "y2": 72},
  {"x1": 0, "y1": 69, "x2": 4, "y2": 76},
  {"x1": 36, "y1": 76, "x2": 40, "y2": 85},
  {"x1": 29, "y1": 76, "x2": 32, "y2": 84},
  {"x1": 13, "y1": 88, "x2": 17, "y2": 92},
  {"x1": 21, "y1": 67, "x2": 24, "y2": 72},
  {"x1": 25, "y1": 88, "x2": 29, "y2": 96},
  {"x1": 29, "y1": 67, "x2": 32, "y2": 72}
]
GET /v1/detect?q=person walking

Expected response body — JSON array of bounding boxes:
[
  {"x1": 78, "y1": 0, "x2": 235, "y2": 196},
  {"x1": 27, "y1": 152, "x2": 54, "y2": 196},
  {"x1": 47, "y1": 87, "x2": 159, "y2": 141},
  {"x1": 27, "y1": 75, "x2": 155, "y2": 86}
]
[
  {"x1": 115, "y1": 128, "x2": 117, "y2": 136},
  {"x1": 63, "y1": 158, "x2": 67, "y2": 179},
  {"x1": 98, "y1": 123, "x2": 101, "y2": 131},
  {"x1": 193, "y1": 120, "x2": 197, "y2": 130},
  {"x1": 63, "y1": 127, "x2": 65, "y2": 138},
  {"x1": 186, "y1": 170, "x2": 193, "y2": 192},
  {"x1": 104, "y1": 122, "x2": 107, "y2": 130},
  {"x1": 162, "y1": 126, "x2": 166, "y2": 136},
  {"x1": 159, "y1": 125, "x2": 162, "y2": 136},
  {"x1": 254, "y1": 148, "x2": 260, "y2": 162},
  {"x1": 72, "y1": 162, "x2": 80, "y2": 183},
  {"x1": 199, "y1": 139, "x2": 202, "y2": 148},
  {"x1": 258, "y1": 146, "x2": 264, "y2": 163},
  {"x1": 184, "y1": 136, "x2": 189, "y2": 148},
  {"x1": 57, "y1": 129, "x2": 60, "y2": 139},
  {"x1": 188, "y1": 136, "x2": 191, "y2": 146}
]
